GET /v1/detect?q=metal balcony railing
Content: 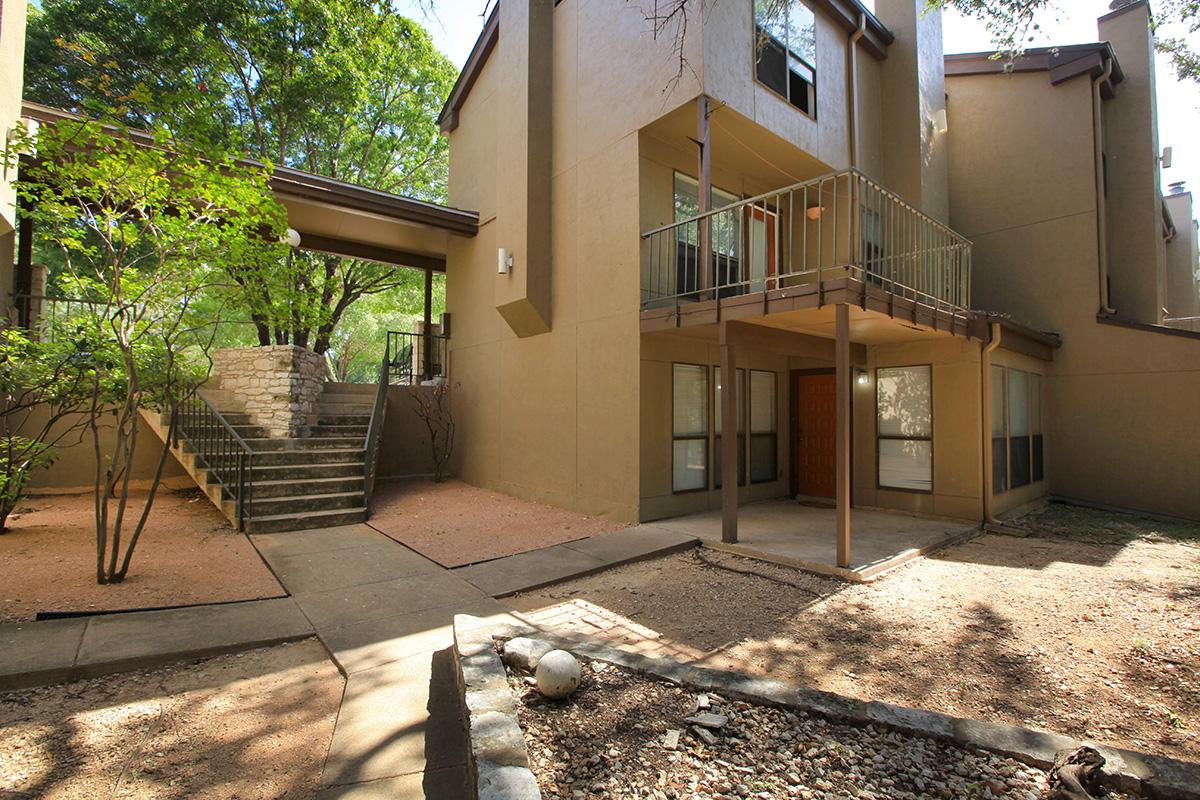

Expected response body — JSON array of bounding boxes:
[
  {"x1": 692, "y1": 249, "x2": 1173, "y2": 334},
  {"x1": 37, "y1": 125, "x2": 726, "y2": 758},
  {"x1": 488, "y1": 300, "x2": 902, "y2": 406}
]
[
  {"x1": 641, "y1": 168, "x2": 972, "y2": 315},
  {"x1": 386, "y1": 329, "x2": 448, "y2": 386}
]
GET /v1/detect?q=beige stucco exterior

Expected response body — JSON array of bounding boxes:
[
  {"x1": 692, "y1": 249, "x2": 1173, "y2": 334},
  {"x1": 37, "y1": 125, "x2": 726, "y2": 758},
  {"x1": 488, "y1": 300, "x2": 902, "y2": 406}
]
[
  {"x1": 1164, "y1": 191, "x2": 1199, "y2": 330},
  {"x1": 0, "y1": 0, "x2": 28, "y2": 322},
  {"x1": 945, "y1": 7, "x2": 1200, "y2": 521}
]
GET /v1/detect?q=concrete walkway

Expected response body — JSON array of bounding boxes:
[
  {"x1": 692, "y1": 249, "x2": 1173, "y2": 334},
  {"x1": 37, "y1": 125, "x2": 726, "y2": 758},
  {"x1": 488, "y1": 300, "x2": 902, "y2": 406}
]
[
  {"x1": 453, "y1": 524, "x2": 699, "y2": 597},
  {"x1": 250, "y1": 523, "x2": 503, "y2": 799},
  {"x1": 0, "y1": 597, "x2": 312, "y2": 691},
  {"x1": 2, "y1": 520, "x2": 695, "y2": 797}
]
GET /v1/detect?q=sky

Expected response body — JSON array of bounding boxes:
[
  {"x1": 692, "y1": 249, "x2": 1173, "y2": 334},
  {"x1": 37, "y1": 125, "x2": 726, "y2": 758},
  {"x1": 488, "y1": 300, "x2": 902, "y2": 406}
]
[{"x1": 397, "y1": 0, "x2": 1200, "y2": 216}]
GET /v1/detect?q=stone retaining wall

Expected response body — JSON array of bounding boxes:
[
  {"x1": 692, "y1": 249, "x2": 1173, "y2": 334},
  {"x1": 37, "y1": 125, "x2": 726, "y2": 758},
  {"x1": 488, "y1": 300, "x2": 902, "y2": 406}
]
[{"x1": 212, "y1": 345, "x2": 326, "y2": 437}]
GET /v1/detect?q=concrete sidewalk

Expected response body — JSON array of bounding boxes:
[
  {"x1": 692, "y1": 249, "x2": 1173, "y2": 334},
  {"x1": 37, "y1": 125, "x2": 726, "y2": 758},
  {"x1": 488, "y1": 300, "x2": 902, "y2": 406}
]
[
  {"x1": 452, "y1": 524, "x2": 699, "y2": 597},
  {"x1": 250, "y1": 523, "x2": 503, "y2": 799},
  {"x1": 0, "y1": 597, "x2": 313, "y2": 691}
]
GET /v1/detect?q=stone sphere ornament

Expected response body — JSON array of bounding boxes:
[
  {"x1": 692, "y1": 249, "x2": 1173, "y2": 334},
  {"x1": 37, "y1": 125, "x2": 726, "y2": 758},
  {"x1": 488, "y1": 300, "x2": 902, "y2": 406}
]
[{"x1": 535, "y1": 650, "x2": 581, "y2": 699}]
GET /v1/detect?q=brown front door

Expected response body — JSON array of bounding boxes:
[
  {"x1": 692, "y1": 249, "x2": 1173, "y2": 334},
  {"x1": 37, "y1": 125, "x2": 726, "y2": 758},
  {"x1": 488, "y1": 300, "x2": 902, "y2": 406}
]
[{"x1": 792, "y1": 372, "x2": 837, "y2": 498}]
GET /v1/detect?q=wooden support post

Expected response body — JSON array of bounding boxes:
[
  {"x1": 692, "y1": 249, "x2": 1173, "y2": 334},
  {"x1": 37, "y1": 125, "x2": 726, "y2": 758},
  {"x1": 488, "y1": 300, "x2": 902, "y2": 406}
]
[
  {"x1": 720, "y1": 320, "x2": 738, "y2": 544},
  {"x1": 423, "y1": 267, "x2": 434, "y2": 381},
  {"x1": 697, "y1": 95, "x2": 712, "y2": 295},
  {"x1": 835, "y1": 303, "x2": 852, "y2": 568}
]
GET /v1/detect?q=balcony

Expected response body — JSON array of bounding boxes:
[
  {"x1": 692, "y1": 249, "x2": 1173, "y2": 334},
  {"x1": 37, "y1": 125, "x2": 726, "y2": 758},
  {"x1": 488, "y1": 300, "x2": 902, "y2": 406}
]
[{"x1": 640, "y1": 169, "x2": 973, "y2": 333}]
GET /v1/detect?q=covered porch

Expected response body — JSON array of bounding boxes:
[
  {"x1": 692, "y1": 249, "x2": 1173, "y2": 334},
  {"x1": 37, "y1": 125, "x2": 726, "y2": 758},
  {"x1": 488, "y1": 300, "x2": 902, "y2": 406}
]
[{"x1": 651, "y1": 498, "x2": 978, "y2": 582}]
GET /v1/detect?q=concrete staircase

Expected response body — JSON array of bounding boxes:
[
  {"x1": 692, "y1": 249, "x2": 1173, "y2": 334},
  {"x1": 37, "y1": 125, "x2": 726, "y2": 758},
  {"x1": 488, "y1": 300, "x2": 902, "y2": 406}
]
[{"x1": 146, "y1": 382, "x2": 379, "y2": 533}]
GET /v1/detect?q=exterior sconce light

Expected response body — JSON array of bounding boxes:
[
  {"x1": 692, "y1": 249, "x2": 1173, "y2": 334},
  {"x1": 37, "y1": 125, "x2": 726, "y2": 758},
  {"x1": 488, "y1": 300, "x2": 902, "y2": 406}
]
[
  {"x1": 498, "y1": 247, "x2": 513, "y2": 275},
  {"x1": 805, "y1": 206, "x2": 824, "y2": 221},
  {"x1": 932, "y1": 108, "x2": 949, "y2": 135},
  {"x1": 856, "y1": 369, "x2": 870, "y2": 386},
  {"x1": 281, "y1": 227, "x2": 302, "y2": 248}
]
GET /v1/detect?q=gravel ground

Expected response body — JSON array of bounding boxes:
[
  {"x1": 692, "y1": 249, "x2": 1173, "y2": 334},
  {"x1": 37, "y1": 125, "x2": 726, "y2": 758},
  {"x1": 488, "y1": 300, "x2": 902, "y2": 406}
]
[
  {"x1": 508, "y1": 660, "x2": 1137, "y2": 800},
  {"x1": 0, "y1": 488, "x2": 283, "y2": 622},
  {"x1": 510, "y1": 503, "x2": 1200, "y2": 760},
  {"x1": 0, "y1": 641, "x2": 341, "y2": 799}
]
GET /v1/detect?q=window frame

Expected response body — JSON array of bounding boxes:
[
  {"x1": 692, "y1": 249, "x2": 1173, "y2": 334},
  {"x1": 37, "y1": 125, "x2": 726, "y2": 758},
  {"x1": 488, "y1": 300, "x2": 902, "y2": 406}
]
[
  {"x1": 749, "y1": 369, "x2": 779, "y2": 484},
  {"x1": 991, "y1": 366, "x2": 1047, "y2": 495},
  {"x1": 874, "y1": 364, "x2": 934, "y2": 495},
  {"x1": 751, "y1": 0, "x2": 818, "y2": 120},
  {"x1": 671, "y1": 362, "x2": 710, "y2": 494}
]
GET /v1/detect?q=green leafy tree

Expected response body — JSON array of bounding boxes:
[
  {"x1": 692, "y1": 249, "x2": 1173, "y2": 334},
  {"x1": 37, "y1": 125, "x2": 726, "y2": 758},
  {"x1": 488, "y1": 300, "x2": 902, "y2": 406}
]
[
  {"x1": 15, "y1": 116, "x2": 287, "y2": 583},
  {"x1": 25, "y1": 0, "x2": 458, "y2": 354},
  {"x1": 0, "y1": 329, "x2": 98, "y2": 531}
]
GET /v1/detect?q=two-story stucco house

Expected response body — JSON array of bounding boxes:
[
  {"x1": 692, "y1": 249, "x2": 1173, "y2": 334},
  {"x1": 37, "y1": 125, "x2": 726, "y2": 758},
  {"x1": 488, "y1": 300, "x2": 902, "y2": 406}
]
[{"x1": 434, "y1": 0, "x2": 1198, "y2": 573}]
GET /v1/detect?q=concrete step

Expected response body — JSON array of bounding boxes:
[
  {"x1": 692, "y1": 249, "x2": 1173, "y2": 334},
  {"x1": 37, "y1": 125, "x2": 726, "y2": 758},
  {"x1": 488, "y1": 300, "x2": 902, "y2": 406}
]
[
  {"x1": 317, "y1": 401, "x2": 375, "y2": 414},
  {"x1": 231, "y1": 424, "x2": 270, "y2": 439},
  {"x1": 315, "y1": 414, "x2": 372, "y2": 426},
  {"x1": 249, "y1": 448, "x2": 365, "y2": 467},
  {"x1": 244, "y1": 437, "x2": 364, "y2": 452},
  {"x1": 250, "y1": 475, "x2": 365, "y2": 499},
  {"x1": 247, "y1": 491, "x2": 364, "y2": 516},
  {"x1": 246, "y1": 507, "x2": 368, "y2": 534},
  {"x1": 321, "y1": 383, "x2": 377, "y2": 397},
  {"x1": 310, "y1": 424, "x2": 368, "y2": 438},
  {"x1": 248, "y1": 462, "x2": 366, "y2": 481}
]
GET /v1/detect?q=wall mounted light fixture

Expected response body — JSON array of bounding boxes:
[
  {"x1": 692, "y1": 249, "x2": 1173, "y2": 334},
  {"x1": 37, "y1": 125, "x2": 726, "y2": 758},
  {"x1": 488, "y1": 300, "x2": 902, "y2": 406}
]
[
  {"x1": 932, "y1": 108, "x2": 949, "y2": 135},
  {"x1": 805, "y1": 206, "x2": 824, "y2": 221},
  {"x1": 856, "y1": 369, "x2": 870, "y2": 386},
  {"x1": 498, "y1": 247, "x2": 513, "y2": 275}
]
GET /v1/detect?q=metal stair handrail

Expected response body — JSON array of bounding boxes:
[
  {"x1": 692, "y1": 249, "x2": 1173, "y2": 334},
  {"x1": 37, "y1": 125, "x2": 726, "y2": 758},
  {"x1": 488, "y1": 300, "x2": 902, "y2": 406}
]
[
  {"x1": 174, "y1": 390, "x2": 255, "y2": 531},
  {"x1": 363, "y1": 338, "x2": 391, "y2": 509}
]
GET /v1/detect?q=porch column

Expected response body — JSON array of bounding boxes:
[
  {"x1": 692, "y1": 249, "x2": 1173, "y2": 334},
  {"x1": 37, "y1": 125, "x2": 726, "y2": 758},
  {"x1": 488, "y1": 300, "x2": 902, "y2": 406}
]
[
  {"x1": 720, "y1": 320, "x2": 738, "y2": 543},
  {"x1": 423, "y1": 267, "x2": 434, "y2": 380},
  {"x1": 697, "y1": 95, "x2": 712, "y2": 295},
  {"x1": 835, "y1": 303, "x2": 852, "y2": 568}
]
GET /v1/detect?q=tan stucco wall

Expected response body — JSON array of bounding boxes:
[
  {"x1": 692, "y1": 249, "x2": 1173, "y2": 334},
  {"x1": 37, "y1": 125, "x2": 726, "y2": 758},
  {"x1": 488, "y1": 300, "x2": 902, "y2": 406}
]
[
  {"x1": 639, "y1": 330, "x2": 791, "y2": 522},
  {"x1": 1163, "y1": 192, "x2": 1199, "y2": 328},
  {"x1": 0, "y1": 0, "x2": 26, "y2": 234},
  {"x1": 947, "y1": 67, "x2": 1200, "y2": 520},
  {"x1": 853, "y1": 336, "x2": 983, "y2": 521},
  {"x1": 1099, "y1": 2, "x2": 1166, "y2": 325},
  {"x1": 0, "y1": 0, "x2": 28, "y2": 321},
  {"x1": 446, "y1": 1, "x2": 686, "y2": 521},
  {"x1": 376, "y1": 385, "x2": 443, "y2": 479},
  {"x1": 22, "y1": 409, "x2": 187, "y2": 493}
]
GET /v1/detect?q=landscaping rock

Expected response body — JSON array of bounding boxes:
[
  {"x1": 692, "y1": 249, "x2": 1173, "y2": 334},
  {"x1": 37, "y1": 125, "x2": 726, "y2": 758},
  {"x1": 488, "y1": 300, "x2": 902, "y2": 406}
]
[
  {"x1": 502, "y1": 637, "x2": 555, "y2": 672},
  {"x1": 535, "y1": 649, "x2": 581, "y2": 699}
]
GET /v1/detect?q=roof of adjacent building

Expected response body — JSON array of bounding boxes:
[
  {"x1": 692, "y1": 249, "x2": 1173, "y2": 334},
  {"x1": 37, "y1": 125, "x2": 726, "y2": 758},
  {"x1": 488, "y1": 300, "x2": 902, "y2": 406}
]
[
  {"x1": 437, "y1": 0, "x2": 895, "y2": 133},
  {"x1": 20, "y1": 101, "x2": 480, "y2": 238},
  {"x1": 944, "y1": 42, "x2": 1125, "y2": 99}
]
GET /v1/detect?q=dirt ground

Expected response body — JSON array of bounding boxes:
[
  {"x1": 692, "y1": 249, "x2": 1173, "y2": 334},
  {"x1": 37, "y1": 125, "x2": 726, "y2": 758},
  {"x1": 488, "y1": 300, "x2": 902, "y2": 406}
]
[
  {"x1": 0, "y1": 640, "x2": 342, "y2": 799},
  {"x1": 0, "y1": 489, "x2": 283, "y2": 623},
  {"x1": 368, "y1": 478, "x2": 628, "y2": 568},
  {"x1": 509, "y1": 503, "x2": 1200, "y2": 762}
]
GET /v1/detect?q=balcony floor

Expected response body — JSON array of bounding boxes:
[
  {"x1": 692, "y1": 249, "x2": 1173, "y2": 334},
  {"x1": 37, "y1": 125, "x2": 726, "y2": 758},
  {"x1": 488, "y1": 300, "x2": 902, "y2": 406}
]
[
  {"x1": 641, "y1": 276, "x2": 981, "y2": 342},
  {"x1": 649, "y1": 499, "x2": 978, "y2": 582}
]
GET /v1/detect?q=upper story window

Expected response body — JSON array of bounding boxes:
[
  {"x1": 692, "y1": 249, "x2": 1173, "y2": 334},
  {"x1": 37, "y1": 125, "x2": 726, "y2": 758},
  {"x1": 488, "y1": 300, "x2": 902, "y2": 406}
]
[{"x1": 754, "y1": 0, "x2": 817, "y2": 118}]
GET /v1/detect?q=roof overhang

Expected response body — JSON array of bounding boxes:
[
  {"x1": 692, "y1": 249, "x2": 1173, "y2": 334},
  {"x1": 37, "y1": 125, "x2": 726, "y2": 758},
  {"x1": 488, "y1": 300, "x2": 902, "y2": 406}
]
[
  {"x1": 437, "y1": 0, "x2": 893, "y2": 134},
  {"x1": 945, "y1": 43, "x2": 1124, "y2": 100},
  {"x1": 20, "y1": 101, "x2": 478, "y2": 271}
]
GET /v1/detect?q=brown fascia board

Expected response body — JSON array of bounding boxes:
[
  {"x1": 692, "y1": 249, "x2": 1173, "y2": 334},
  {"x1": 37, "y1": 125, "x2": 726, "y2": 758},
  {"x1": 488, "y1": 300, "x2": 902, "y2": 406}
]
[
  {"x1": 945, "y1": 43, "x2": 1124, "y2": 99},
  {"x1": 437, "y1": 6, "x2": 499, "y2": 134},
  {"x1": 436, "y1": 0, "x2": 892, "y2": 134},
  {"x1": 973, "y1": 311, "x2": 1063, "y2": 361},
  {"x1": 20, "y1": 101, "x2": 479, "y2": 237}
]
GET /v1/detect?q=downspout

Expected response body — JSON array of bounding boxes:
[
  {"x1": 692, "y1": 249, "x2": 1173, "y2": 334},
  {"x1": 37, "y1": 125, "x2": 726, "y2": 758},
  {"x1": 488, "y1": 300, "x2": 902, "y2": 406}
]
[
  {"x1": 1093, "y1": 58, "x2": 1116, "y2": 315},
  {"x1": 980, "y1": 321, "x2": 1002, "y2": 526},
  {"x1": 847, "y1": 13, "x2": 867, "y2": 168}
]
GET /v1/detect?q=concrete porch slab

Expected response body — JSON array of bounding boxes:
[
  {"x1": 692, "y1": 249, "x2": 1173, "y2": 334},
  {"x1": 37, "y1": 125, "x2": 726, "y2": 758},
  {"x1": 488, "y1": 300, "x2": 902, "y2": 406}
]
[
  {"x1": 452, "y1": 527, "x2": 699, "y2": 597},
  {"x1": 650, "y1": 499, "x2": 978, "y2": 581}
]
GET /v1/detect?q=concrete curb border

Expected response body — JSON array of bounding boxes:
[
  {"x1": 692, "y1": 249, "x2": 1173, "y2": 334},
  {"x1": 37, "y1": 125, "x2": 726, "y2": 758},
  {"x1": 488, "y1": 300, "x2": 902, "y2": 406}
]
[
  {"x1": 0, "y1": 597, "x2": 314, "y2": 692},
  {"x1": 452, "y1": 614, "x2": 1199, "y2": 800}
]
